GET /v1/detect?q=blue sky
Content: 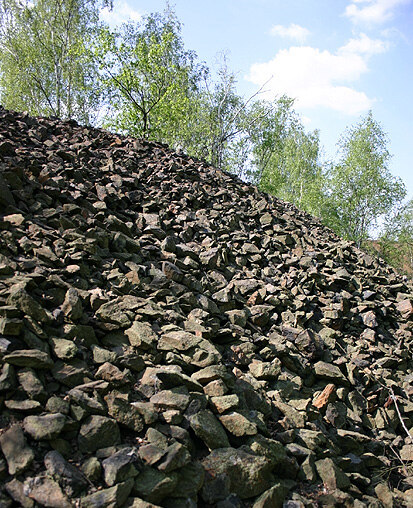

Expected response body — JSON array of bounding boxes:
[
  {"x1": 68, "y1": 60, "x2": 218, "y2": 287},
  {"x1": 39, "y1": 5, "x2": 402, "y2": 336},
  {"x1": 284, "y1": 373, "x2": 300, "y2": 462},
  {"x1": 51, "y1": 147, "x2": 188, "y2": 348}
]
[{"x1": 101, "y1": 0, "x2": 413, "y2": 201}]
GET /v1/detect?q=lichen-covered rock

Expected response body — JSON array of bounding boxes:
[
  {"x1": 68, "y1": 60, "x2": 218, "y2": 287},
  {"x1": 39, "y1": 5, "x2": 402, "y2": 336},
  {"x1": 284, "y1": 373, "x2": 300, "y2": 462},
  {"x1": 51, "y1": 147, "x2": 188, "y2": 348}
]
[
  {"x1": 24, "y1": 413, "x2": 66, "y2": 440},
  {"x1": 201, "y1": 448, "x2": 274, "y2": 500},
  {"x1": 78, "y1": 416, "x2": 120, "y2": 452},
  {"x1": 189, "y1": 409, "x2": 230, "y2": 449}
]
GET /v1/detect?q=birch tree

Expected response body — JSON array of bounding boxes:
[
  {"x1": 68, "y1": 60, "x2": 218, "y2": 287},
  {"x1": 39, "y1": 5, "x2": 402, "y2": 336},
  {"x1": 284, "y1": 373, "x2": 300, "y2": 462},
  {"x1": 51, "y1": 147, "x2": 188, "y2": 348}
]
[
  {"x1": 325, "y1": 111, "x2": 406, "y2": 247},
  {"x1": 0, "y1": 0, "x2": 106, "y2": 123}
]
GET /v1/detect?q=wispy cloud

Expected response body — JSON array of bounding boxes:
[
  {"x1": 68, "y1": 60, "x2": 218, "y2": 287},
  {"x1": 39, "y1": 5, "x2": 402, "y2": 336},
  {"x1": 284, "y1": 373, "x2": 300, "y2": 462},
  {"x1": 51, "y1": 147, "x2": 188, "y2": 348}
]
[
  {"x1": 344, "y1": 0, "x2": 410, "y2": 26},
  {"x1": 246, "y1": 46, "x2": 371, "y2": 115},
  {"x1": 100, "y1": 0, "x2": 142, "y2": 27},
  {"x1": 270, "y1": 23, "x2": 310, "y2": 43},
  {"x1": 339, "y1": 33, "x2": 389, "y2": 55},
  {"x1": 246, "y1": 33, "x2": 391, "y2": 116}
]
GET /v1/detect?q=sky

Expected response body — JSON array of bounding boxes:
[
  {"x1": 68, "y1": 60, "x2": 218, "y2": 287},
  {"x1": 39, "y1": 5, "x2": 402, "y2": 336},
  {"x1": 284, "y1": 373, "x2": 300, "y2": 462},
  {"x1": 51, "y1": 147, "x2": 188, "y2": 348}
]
[{"x1": 100, "y1": 0, "x2": 413, "y2": 202}]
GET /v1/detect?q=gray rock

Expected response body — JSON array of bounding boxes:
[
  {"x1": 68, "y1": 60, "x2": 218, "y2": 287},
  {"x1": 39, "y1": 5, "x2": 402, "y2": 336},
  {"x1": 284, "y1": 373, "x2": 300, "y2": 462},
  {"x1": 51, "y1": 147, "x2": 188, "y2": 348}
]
[
  {"x1": 157, "y1": 442, "x2": 191, "y2": 473},
  {"x1": 78, "y1": 415, "x2": 121, "y2": 452},
  {"x1": 8, "y1": 288, "x2": 50, "y2": 323},
  {"x1": 315, "y1": 458, "x2": 351, "y2": 491},
  {"x1": 44, "y1": 450, "x2": 88, "y2": 496},
  {"x1": 219, "y1": 412, "x2": 258, "y2": 437},
  {"x1": 201, "y1": 448, "x2": 273, "y2": 500},
  {"x1": 103, "y1": 447, "x2": 141, "y2": 486},
  {"x1": 150, "y1": 389, "x2": 190, "y2": 412},
  {"x1": 189, "y1": 410, "x2": 230, "y2": 449},
  {"x1": 0, "y1": 425, "x2": 34, "y2": 474},
  {"x1": 61, "y1": 288, "x2": 83, "y2": 321},
  {"x1": 24, "y1": 476, "x2": 72, "y2": 508},
  {"x1": 126, "y1": 321, "x2": 157, "y2": 350},
  {"x1": 4, "y1": 349, "x2": 53, "y2": 369},
  {"x1": 5, "y1": 479, "x2": 34, "y2": 508},
  {"x1": 252, "y1": 483, "x2": 289, "y2": 508},
  {"x1": 80, "y1": 478, "x2": 134, "y2": 507},
  {"x1": 23, "y1": 413, "x2": 66, "y2": 440}
]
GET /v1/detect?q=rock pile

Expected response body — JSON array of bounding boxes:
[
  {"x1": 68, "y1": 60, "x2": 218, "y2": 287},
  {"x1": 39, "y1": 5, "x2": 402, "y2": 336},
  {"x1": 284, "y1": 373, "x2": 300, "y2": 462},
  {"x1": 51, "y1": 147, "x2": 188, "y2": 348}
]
[{"x1": 0, "y1": 106, "x2": 412, "y2": 507}]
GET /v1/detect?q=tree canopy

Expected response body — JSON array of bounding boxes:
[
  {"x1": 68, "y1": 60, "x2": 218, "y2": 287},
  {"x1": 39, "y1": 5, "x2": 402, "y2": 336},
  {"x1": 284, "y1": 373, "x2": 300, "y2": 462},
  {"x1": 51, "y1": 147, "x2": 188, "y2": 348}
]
[
  {"x1": 324, "y1": 111, "x2": 406, "y2": 247},
  {"x1": 0, "y1": 0, "x2": 107, "y2": 123},
  {"x1": 94, "y1": 7, "x2": 205, "y2": 144}
]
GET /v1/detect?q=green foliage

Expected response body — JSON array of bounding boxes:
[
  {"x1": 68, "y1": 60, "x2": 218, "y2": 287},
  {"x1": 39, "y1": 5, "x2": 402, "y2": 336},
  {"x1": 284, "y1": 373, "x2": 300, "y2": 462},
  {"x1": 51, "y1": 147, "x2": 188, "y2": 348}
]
[
  {"x1": 376, "y1": 199, "x2": 413, "y2": 275},
  {"x1": 251, "y1": 99, "x2": 326, "y2": 217},
  {"x1": 0, "y1": 0, "x2": 104, "y2": 123},
  {"x1": 184, "y1": 58, "x2": 252, "y2": 172},
  {"x1": 94, "y1": 7, "x2": 205, "y2": 143},
  {"x1": 324, "y1": 111, "x2": 406, "y2": 247}
]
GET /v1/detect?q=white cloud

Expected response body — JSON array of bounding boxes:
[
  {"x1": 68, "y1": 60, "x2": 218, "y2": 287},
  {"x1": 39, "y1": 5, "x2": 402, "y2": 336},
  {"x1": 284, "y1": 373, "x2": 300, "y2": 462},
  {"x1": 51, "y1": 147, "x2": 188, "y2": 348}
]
[
  {"x1": 270, "y1": 23, "x2": 310, "y2": 43},
  {"x1": 100, "y1": 0, "x2": 142, "y2": 27},
  {"x1": 246, "y1": 46, "x2": 373, "y2": 115},
  {"x1": 344, "y1": 0, "x2": 410, "y2": 25},
  {"x1": 339, "y1": 33, "x2": 389, "y2": 55}
]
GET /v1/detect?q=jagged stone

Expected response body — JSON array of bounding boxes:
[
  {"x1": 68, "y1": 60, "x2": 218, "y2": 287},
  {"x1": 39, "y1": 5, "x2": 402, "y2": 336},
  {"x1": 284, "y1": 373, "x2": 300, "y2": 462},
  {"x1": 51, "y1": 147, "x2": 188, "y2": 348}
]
[
  {"x1": 78, "y1": 415, "x2": 121, "y2": 452},
  {"x1": 24, "y1": 476, "x2": 72, "y2": 508},
  {"x1": 102, "y1": 447, "x2": 141, "y2": 486},
  {"x1": 133, "y1": 466, "x2": 178, "y2": 503},
  {"x1": 219, "y1": 412, "x2": 258, "y2": 436},
  {"x1": 80, "y1": 478, "x2": 134, "y2": 507},
  {"x1": 0, "y1": 425, "x2": 34, "y2": 475},
  {"x1": 0, "y1": 108, "x2": 411, "y2": 508},
  {"x1": 5, "y1": 479, "x2": 34, "y2": 508},
  {"x1": 315, "y1": 458, "x2": 351, "y2": 491},
  {"x1": 189, "y1": 409, "x2": 230, "y2": 449},
  {"x1": 157, "y1": 442, "x2": 191, "y2": 473},
  {"x1": 201, "y1": 448, "x2": 273, "y2": 500},
  {"x1": 4, "y1": 349, "x2": 53, "y2": 368},
  {"x1": 23, "y1": 413, "x2": 66, "y2": 440},
  {"x1": 44, "y1": 450, "x2": 88, "y2": 496}
]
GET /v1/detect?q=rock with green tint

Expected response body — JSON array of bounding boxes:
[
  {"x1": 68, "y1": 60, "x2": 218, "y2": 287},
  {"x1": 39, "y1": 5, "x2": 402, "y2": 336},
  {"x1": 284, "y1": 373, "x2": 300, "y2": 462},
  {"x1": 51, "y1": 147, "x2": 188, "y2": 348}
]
[
  {"x1": 50, "y1": 338, "x2": 78, "y2": 360},
  {"x1": 315, "y1": 458, "x2": 350, "y2": 491},
  {"x1": 252, "y1": 482, "x2": 289, "y2": 508},
  {"x1": 81, "y1": 457, "x2": 102, "y2": 482},
  {"x1": 134, "y1": 467, "x2": 178, "y2": 503},
  {"x1": 80, "y1": 478, "x2": 134, "y2": 508},
  {"x1": 0, "y1": 425, "x2": 34, "y2": 475},
  {"x1": 201, "y1": 448, "x2": 273, "y2": 500},
  {"x1": 249, "y1": 359, "x2": 281, "y2": 380},
  {"x1": 24, "y1": 413, "x2": 66, "y2": 440},
  {"x1": 78, "y1": 415, "x2": 120, "y2": 453},
  {"x1": 150, "y1": 389, "x2": 190, "y2": 412},
  {"x1": 314, "y1": 361, "x2": 348, "y2": 384},
  {"x1": 103, "y1": 447, "x2": 140, "y2": 486},
  {"x1": 189, "y1": 410, "x2": 230, "y2": 450},
  {"x1": 126, "y1": 321, "x2": 157, "y2": 350},
  {"x1": 0, "y1": 363, "x2": 16, "y2": 391},
  {"x1": 52, "y1": 359, "x2": 91, "y2": 387},
  {"x1": 246, "y1": 435, "x2": 288, "y2": 467},
  {"x1": 0, "y1": 317, "x2": 23, "y2": 336},
  {"x1": 105, "y1": 392, "x2": 144, "y2": 432},
  {"x1": 172, "y1": 462, "x2": 205, "y2": 499},
  {"x1": 157, "y1": 442, "x2": 191, "y2": 473},
  {"x1": 96, "y1": 300, "x2": 132, "y2": 328},
  {"x1": 8, "y1": 288, "x2": 50, "y2": 323},
  {"x1": 4, "y1": 349, "x2": 53, "y2": 369},
  {"x1": 219, "y1": 412, "x2": 258, "y2": 437}
]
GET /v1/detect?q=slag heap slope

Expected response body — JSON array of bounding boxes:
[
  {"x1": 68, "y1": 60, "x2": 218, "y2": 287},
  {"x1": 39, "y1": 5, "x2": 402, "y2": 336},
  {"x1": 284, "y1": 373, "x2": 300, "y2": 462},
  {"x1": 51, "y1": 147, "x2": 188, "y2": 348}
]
[{"x1": 0, "y1": 107, "x2": 412, "y2": 507}]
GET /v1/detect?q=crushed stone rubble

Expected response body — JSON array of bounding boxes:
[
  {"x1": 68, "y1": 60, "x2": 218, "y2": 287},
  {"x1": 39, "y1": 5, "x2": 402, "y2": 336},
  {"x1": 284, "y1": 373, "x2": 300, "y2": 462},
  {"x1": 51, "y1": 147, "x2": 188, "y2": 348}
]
[{"x1": 0, "y1": 106, "x2": 412, "y2": 507}]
